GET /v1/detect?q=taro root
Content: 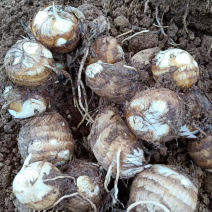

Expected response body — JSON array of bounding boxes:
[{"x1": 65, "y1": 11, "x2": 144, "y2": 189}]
[
  {"x1": 127, "y1": 164, "x2": 198, "y2": 212},
  {"x1": 88, "y1": 36, "x2": 124, "y2": 64},
  {"x1": 4, "y1": 38, "x2": 53, "y2": 86},
  {"x1": 8, "y1": 92, "x2": 47, "y2": 119},
  {"x1": 63, "y1": 160, "x2": 106, "y2": 212},
  {"x1": 188, "y1": 135, "x2": 212, "y2": 170},
  {"x1": 126, "y1": 88, "x2": 185, "y2": 145},
  {"x1": 152, "y1": 49, "x2": 199, "y2": 89},
  {"x1": 131, "y1": 47, "x2": 160, "y2": 84},
  {"x1": 2, "y1": 87, "x2": 48, "y2": 119},
  {"x1": 86, "y1": 61, "x2": 143, "y2": 104},
  {"x1": 18, "y1": 113, "x2": 75, "y2": 166},
  {"x1": 183, "y1": 89, "x2": 212, "y2": 119},
  {"x1": 88, "y1": 107, "x2": 146, "y2": 179},
  {"x1": 13, "y1": 157, "x2": 105, "y2": 212},
  {"x1": 31, "y1": 4, "x2": 80, "y2": 53},
  {"x1": 13, "y1": 156, "x2": 62, "y2": 210}
]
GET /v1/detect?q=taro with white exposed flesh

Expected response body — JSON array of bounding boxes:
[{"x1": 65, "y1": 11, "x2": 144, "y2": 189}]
[
  {"x1": 31, "y1": 4, "x2": 80, "y2": 53},
  {"x1": 152, "y1": 49, "x2": 199, "y2": 89},
  {"x1": 4, "y1": 38, "x2": 53, "y2": 86},
  {"x1": 126, "y1": 88, "x2": 185, "y2": 144}
]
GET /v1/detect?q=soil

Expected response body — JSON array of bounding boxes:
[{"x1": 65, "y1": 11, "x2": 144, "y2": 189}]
[{"x1": 0, "y1": 0, "x2": 212, "y2": 212}]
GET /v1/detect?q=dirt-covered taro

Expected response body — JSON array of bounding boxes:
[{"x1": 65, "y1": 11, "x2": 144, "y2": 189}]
[
  {"x1": 131, "y1": 47, "x2": 160, "y2": 84},
  {"x1": 13, "y1": 156, "x2": 62, "y2": 210},
  {"x1": 86, "y1": 61, "x2": 143, "y2": 104},
  {"x1": 88, "y1": 107, "x2": 147, "y2": 179},
  {"x1": 31, "y1": 4, "x2": 80, "y2": 53},
  {"x1": 127, "y1": 164, "x2": 198, "y2": 212},
  {"x1": 126, "y1": 88, "x2": 185, "y2": 145},
  {"x1": 88, "y1": 36, "x2": 124, "y2": 64},
  {"x1": 18, "y1": 113, "x2": 75, "y2": 166},
  {"x1": 63, "y1": 160, "x2": 106, "y2": 212},
  {"x1": 13, "y1": 158, "x2": 105, "y2": 212},
  {"x1": 4, "y1": 38, "x2": 53, "y2": 86},
  {"x1": 152, "y1": 49, "x2": 199, "y2": 89},
  {"x1": 183, "y1": 89, "x2": 212, "y2": 119},
  {"x1": 188, "y1": 135, "x2": 212, "y2": 171},
  {"x1": 5, "y1": 89, "x2": 48, "y2": 119}
]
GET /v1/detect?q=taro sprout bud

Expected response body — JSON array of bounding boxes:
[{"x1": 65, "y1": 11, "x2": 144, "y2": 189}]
[
  {"x1": 4, "y1": 38, "x2": 53, "y2": 86},
  {"x1": 31, "y1": 4, "x2": 80, "y2": 53},
  {"x1": 63, "y1": 160, "x2": 106, "y2": 212},
  {"x1": 88, "y1": 36, "x2": 124, "y2": 64},
  {"x1": 13, "y1": 156, "x2": 62, "y2": 210},
  {"x1": 152, "y1": 49, "x2": 199, "y2": 89},
  {"x1": 86, "y1": 61, "x2": 143, "y2": 104},
  {"x1": 127, "y1": 165, "x2": 198, "y2": 212},
  {"x1": 8, "y1": 93, "x2": 47, "y2": 119},
  {"x1": 18, "y1": 113, "x2": 75, "y2": 166},
  {"x1": 88, "y1": 107, "x2": 146, "y2": 179},
  {"x1": 188, "y1": 135, "x2": 212, "y2": 171},
  {"x1": 126, "y1": 88, "x2": 185, "y2": 145}
]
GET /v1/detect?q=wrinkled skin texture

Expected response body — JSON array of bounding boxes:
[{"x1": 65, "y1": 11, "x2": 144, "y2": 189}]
[
  {"x1": 31, "y1": 5, "x2": 80, "y2": 53},
  {"x1": 188, "y1": 135, "x2": 212, "y2": 169},
  {"x1": 88, "y1": 36, "x2": 124, "y2": 64},
  {"x1": 126, "y1": 88, "x2": 185, "y2": 145},
  {"x1": 86, "y1": 61, "x2": 143, "y2": 104},
  {"x1": 132, "y1": 47, "x2": 161, "y2": 85},
  {"x1": 183, "y1": 89, "x2": 212, "y2": 119},
  {"x1": 88, "y1": 107, "x2": 146, "y2": 179},
  {"x1": 18, "y1": 113, "x2": 75, "y2": 165},
  {"x1": 152, "y1": 49, "x2": 199, "y2": 89},
  {"x1": 63, "y1": 160, "x2": 106, "y2": 212},
  {"x1": 128, "y1": 165, "x2": 198, "y2": 212},
  {"x1": 13, "y1": 160, "x2": 62, "y2": 211},
  {"x1": 4, "y1": 39, "x2": 53, "y2": 86}
]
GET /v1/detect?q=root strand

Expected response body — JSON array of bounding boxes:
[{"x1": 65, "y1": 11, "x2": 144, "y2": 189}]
[
  {"x1": 183, "y1": 0, "x2": 190, "y2": 34},
  {"x1": 43, "y1": 175, "x2": 76, "y2": 184},
  {"x1": 104, "y1": 164, "x2": 113, "y2": 192},
  {"x1": 122, "y1": 30, "x2": 150, "y2": 43},
  {"x1": 116, "y1": 29, "x2": 134, "y2": 39},
  {"x1": 127, "y1": 201, "x2": 171, "y2": 212},
  {"x1": 53, "y1": 192, "x2": 78, "y2": 208},
  {"x1": 0, "y1": 64, "x2": 5, "y2": 71},
  {"x1": 78, "y1": 193, "x2": 97, "y2": 212},
  {"x1": 113, "y1": 148, "x2": 122, "y2": 204}
]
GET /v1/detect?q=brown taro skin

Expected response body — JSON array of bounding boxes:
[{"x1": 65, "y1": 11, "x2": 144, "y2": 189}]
[
  {"x1": 18, "y1": 113, "x2": 74, "y2": 165},
  {"x1": 183, "y1": 89, "x2": 212, "y2": 119},
  {"x1": 88, "y1": 107, "x2": 146, "y2": 179},
  {"x1": 188, "y1": 135, "x2": 212, "y2": 169},
  {"x1": 86, "y1": 61, "x2": 143, "y2": 104},
  {"x1": 4, "y1": 39, "x2": 53, "y2": 86},
  {"x1": 132, "y1": 47, "x2": 160, "y2": 73},
  {"x1": 127, "y1": 164, "x2": 198, "y2": 212},
  {"x1": 31, "y1": 5, "x2": 80, "y2": 53},
  {"x1": 131, "y1": 47, "x2": 161, "y2": 85},
  {"x1": 88, "y1": 36, "x2": 124, "y2": 64},
  {"x1": 125, "y1": 88, "x2": 185, "y2": 144},
  {"x1": 63, "y1": 160, "x2": 106, "y2": 212},
  {"x1": 151, "y1": 49, "x2": 199, "y2": 89}
]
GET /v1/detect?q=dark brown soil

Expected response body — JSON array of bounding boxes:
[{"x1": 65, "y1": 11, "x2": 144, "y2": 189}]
[{"x1": 0, "y1": 0, "x2": 212, "y2": 212}]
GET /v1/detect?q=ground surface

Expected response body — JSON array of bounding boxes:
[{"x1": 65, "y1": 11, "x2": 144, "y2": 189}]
[{"x1": 0, "y1": 0, "x2": 212, "y2": 211}]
